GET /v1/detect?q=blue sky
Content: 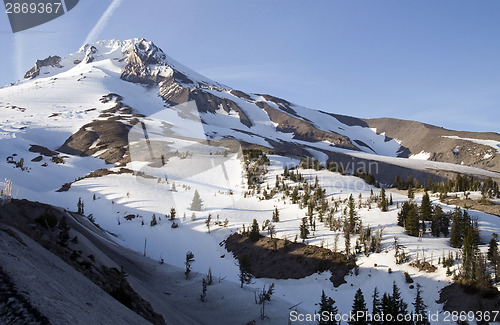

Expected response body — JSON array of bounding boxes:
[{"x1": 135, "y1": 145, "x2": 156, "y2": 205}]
[{"x1": 1, "y1": 0, "x2": 499, "y2": 132}]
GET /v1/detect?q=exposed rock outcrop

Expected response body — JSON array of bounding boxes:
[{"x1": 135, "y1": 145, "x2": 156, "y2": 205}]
[{"x1": 24, "y1": 56, "x2": 62, "y2": 79}]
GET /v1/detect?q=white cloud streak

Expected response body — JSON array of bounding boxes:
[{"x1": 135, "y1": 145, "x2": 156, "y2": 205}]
[{"x1": 82, "y1": 0, "x2": 123, "y2": 46}]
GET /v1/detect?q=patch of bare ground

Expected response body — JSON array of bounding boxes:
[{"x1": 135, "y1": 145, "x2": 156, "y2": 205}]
[
  {"x1": 224, "y1": 233, "x2": 354, "y2": 287},
  {"x1": 438, "y1": 283, "x2": 500, "y2": 325},
  {"x1": 447, "y1": 198, "x2": 500, "y2": 217}
]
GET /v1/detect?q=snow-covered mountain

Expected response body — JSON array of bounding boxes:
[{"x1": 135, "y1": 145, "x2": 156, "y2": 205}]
[
  {"x1": 1, "y1": 38, "x2": 500, "y2": 325},
  {"x1": 2, "y1": 38, "x2": 498, "y2": 188}
]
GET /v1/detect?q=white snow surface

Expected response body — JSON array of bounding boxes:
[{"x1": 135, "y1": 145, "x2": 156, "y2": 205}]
[
  {"x1": 443, "y1": 135, "x2": 500, "y2": 153},
  {"x1": 409, "y1": 151, "x2": 431, "y2": 160}
]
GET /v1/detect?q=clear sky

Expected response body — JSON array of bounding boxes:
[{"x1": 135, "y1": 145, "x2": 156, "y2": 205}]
[{"x1": 1, "y1": 0, "x2": 499, "y2": 133}]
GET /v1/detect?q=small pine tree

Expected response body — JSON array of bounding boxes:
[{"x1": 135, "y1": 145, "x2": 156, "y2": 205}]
[
  {"x1": 256, "y1": 283, "x2": 275, "y2": 320},
  {"x1": 487, "y1": 233, "x2": 499, "y2": 262},
  {"x1": 407, "y1": 187, "x2": 415, "y2": 199},
  {"x1": 272, "y1": 206, "x2": 280, "y2": 222},
  {"x1": 300, "y1": 217, "x2": 309, "y2": 240},
  {"x1": 200, "y1": 278, "x2": 207, "y2": 302},
  {"x1": 171, "y1": 182, "x2": 177, "y2": 192},
  {"x1": 169, "y1": 207, "x2": 176, "y2": 221},
  {"x1": 379, "y1": 188, "x2": 388, "y2": 212},
  {"x1": 190, "y1": 190, "x2": 203, "y2": 211},
  {"x1": 318, "y1": 290, "x2": 338, "y2": 325},
  {"x1": 77, "y1": 197, "x2": 84, "y2": 214},
  {"x1": 284, "y1": 165, "x2": 289, "y2": 177},
  {"x1": 205, "y1": 214, "x2": 211, "y2": 233},
  {"x1": 239, "y1": 254, "x2": 253, "y2": 288},
  {"x1": 371, "y1": 287, "x2": 382, "y2": 325},
  {"x1": 150, "y1": 214, "x2": 157, "y2": 226},
  {"x1": 349, "y1": 288, "x2": 368, "y2": 325},
  {"x1": 291, "y1": 187, "x2": 299, "y2": 203},
  {"x1": 413, "y1": 284, "x2": 430, "y2": 325},
  {"x1": 249, "y1": 219, "x2": 260, "y2": 242},
  {"x1": 348, "y1": 194, "x2": 358, "y2": 233}
]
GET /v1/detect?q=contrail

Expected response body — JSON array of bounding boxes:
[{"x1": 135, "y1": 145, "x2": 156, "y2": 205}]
[{"x1": 82, "y1": 0, "x2": 123, "y2": 46}]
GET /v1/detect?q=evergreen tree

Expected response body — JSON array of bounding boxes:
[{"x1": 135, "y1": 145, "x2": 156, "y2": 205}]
[
  {"x1": 371, "y1": 287, "x2": 382, "y2": 325},
  {"x1": 450, "y1": 212, "x2": 462, "y2": 248},
  {"x1": 450, "y1": 207, "x2": 476, "y2": 249},
  {"x1": 391, "y1": 281, "x2": 409, "y2": 324},
  {"x1": 404, "y1": 204, "x2": 420, "y2": 237},
  {"x1": 379, "y1": 188, "x2": 388, "y2": 212},
  {"x1": 380, "y1": 293, "x2": 393, "y2": 323},
  {"x1": 398, "y1": 201, "x2": 414, "y2": 227},
  {"x1": 58, "y1": 215, "x2": 70, "y2": 247},
  {"x1": 169, "y1": 207, "x2": 176, "y2": 221},
  {"x1": 318, "y1": 290, "x2": 338, "y2": 325},
  {"x1": 462, "y1": 227, "x2": 478, "y2": 280},
  {"x1": 239, "y1": 254, "x2": 253, "y2": 288},
  {"x1": 413, "y1": 284, "x2": 430, "y2": 325},
  {"x1": 190, "y1": 190, "x2": 203, "y2": 211},
  {"x1": 420, "y1": 192, "x2": 432, "y2": 221},
  {"x1": 291, "y1": 187, "x2": 299, "y2": 204},
  {"x1": 433, "y1": 205, "x2": 449, "y2": 237},
  {"x1": 150, "y1": 214, "x2": 158, "y2": 226},
  {"x1": 348, "y1": 194, "x2": 358, "y2": 233},
  {"x1": 300, "y1": 217, "x2": 309, "y2": 240},
  {"x1": 200, "y1": 278, "x2": 207, "y2": 302},
  {"x1": 249, "y1": 219, "x2": 260, "y2": 242},
  {"x1": 344, "y1": 227, "x2": 351, "y2": 256},
  {"x1": 430, "y1": 210, "x2": 440, "y2": 237},
  {"x1": 77, "y1": 197, "x2": 84, "y2": 215},
  {"x1": 487, "y1": 233, "x2": 499, "y2": 280},
  {"x1": 407, "y1": 187, "x2": 415, "y2": 199},
  {"x1": 272, "y1": 206, "x2": 280, "y2": 222},
  {"x1": 284, "y1": 165, "x2": 289, "y2": 177},
  {"x1": 349, "y1": 288, "x2": 368, "y2": 325},
  {"x1": 389, "y1": 193, "x2": 393, "y2": 206}
]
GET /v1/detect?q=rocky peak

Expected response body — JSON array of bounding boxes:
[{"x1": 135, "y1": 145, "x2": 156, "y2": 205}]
[
  {"x1": 125, "y1": 38, "x2": 167, "y2": 65},
  {"x1": 83, "y1": 45, "x2": 98, "y2": 64},
  {"x1": 24, "y1": 55, "x2": 62, "y2": 79},
  {"x1": 120, "y1": 39, "x2": 178, "y2": 86}
]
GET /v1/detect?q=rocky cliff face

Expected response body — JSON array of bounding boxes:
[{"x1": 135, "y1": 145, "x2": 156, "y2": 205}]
[
  {"x1": 364, "y1": 118, "x2": 500, "y2": 173},
  {"x1": 24, "y1": 55, "x2": 62, "y2": 79}
]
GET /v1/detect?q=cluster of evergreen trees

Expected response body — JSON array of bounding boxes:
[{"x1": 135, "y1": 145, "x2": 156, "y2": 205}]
[
  {"x1": 297, "y1": 157, "x2": 379, "y2": 187},
  {"x1": 317, "y1": 282, "x2": 430, "y2": 325},
  {"x1": 394, "y1": 174, "x2": 499, "y2": 200},
  {"x1": 243, "y1": 149, "x2": 270, "y2": 192},
  {"x1": 397, "y1": 192, "x2": 449, "y2": 237},
  {"x1": 394, "y1": 175, "x2": 423, "y2": 191}
]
